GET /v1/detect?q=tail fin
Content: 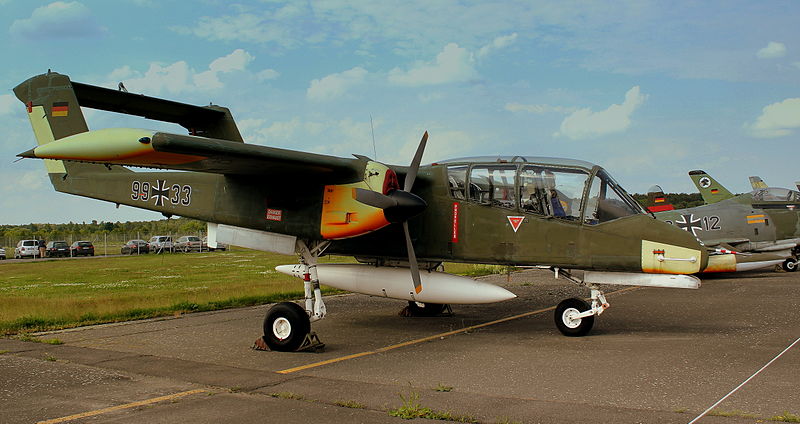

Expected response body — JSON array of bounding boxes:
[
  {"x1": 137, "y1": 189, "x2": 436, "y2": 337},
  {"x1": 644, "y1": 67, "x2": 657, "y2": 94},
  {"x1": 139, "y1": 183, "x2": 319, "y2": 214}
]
[
  {"x1": 646, "y1": 185, "x2": 675, "y2": 212},
  {"x1": 795, "y1": 181, "x2": 799, "y2": 191},
  {"x1": 13, "y1": 71, "x2": 127, "y2": 177},
  {"x1": 688, "y1": 170, "x2": 733, "y2": 204},
  {"x1": 749, "y1": 176, "x2": 768, "y2": 189}
]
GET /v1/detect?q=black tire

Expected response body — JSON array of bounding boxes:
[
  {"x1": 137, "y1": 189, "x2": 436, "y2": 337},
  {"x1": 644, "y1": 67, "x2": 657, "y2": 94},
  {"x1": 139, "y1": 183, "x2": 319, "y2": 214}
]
[
  {"x1": 263, "y1": 302, "x2": 310, "y2": 352},
  {"x1": 406, "y1": 301, "x2": 447, "y2": 317},
  {"x1": 783, "y1": 259, "x2": 798, "y2": 272},
  {"x1": 554, "y1": 298, "x2": 594, "y2": 337}
]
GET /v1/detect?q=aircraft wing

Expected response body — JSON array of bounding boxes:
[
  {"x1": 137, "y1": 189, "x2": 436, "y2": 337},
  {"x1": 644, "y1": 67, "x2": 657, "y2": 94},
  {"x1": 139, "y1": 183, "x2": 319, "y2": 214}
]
[{"x1": 18, "y1": 127, "x2": 361, "y2": 182}]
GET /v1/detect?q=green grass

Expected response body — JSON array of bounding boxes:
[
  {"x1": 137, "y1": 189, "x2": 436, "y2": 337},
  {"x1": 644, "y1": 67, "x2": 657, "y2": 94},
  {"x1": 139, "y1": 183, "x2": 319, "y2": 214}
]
[
  {"x1": 0, "y1": 249, "x2": 350, "y2": 334},
  {"x1": 388, "y1": 391, "x2": 477, "y2": 422},
  {"x1": 771, "y1": 412, "x2": 800, "y2": 422},
  {"x1": 334, "y1": 400, "x2": 366, "y2": 409},
  {"x1": 0, "y1": 249, "x2": 504, "y2": 335}
]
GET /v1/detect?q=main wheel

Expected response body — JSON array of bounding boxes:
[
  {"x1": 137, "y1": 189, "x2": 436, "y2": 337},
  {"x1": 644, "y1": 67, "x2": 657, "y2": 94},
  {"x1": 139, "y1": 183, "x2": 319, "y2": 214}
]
[
  {"x1": 263, "y1": 302, "x2": 311, "y2": 352},
  {"x1": 782, "y1": 259, "x2": 798, "y2": 272},
  {"x1": 406, "y1": 301, "x2": 447, "y2": 317},
  {"x1": 554, "y1": 298, "x2": 594, "y2": 337}
]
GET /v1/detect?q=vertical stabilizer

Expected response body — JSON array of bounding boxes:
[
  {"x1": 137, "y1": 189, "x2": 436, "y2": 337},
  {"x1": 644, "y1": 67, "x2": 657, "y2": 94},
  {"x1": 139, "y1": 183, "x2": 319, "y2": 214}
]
[
  {"x1": 646, "y1": 185, "x2": 674, "y2": 212},
  {"x1": 13, "y1": 71, "x2": 129, "y2": 177},
  {"x1": 688, "y1": 170, "x2": 733, "y2": 204},
  {"x1": 749, "y1": 176, "x2": 768, "y2": 189}
]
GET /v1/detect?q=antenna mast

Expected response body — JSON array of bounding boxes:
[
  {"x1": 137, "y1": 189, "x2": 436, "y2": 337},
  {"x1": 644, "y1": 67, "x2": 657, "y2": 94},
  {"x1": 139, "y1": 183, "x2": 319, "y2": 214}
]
[{"x1": 370, "y1": 114, "x2": 377, "y2": 161}]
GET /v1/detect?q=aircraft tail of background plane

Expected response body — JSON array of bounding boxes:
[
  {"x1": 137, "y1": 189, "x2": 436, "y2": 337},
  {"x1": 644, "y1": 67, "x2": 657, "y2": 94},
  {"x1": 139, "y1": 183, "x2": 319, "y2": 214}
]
[
  {"x1": 688, "y1": 170, "x2": 734, "y2": 204},
  {"x1": 749, "y1": 176, "x2": 768, "y2": 189},
  {"x1": 645, "y1": 185, "x2": 675, "y2": 212},
  {"x1": 796, "y1": 181, "x2": 800, "y2": 191}
]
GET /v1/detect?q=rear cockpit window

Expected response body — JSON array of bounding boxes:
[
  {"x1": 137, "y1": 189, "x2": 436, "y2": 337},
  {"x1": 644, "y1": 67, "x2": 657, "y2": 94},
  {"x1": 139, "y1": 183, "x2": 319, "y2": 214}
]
[
  {"x1": 468, "y1": 165, "x2": 517, "y2": 209},
  {"x1": 447, "y1": 165, "x2": 468, "y2": 199},
  {"x1": 752, "y1": 188, "x2": 800, "y2": 203}
]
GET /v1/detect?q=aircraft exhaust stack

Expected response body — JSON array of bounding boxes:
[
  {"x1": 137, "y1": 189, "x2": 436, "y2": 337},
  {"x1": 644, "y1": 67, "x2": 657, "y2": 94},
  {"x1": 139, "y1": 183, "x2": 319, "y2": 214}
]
[{"x1": 276, "y1": 264, "x2": 517, "y2": 304}]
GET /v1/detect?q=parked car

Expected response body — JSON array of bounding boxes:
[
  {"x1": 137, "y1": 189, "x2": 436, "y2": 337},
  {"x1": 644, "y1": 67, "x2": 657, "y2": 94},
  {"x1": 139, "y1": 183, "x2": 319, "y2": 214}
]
[
  {"x1": 0, "y1": 247, "x2": 6, "y2": 260},
  {"x1": 45, "y1": 241, "x2": 70, "y2": 257},
  {"x1": 202, "y1": 236, "x2": 227, "y2": 252},
  {"x1": 121, "y1": 239, "x2": 150, "y2": 255},
  {"x1": 176, "y1": 236, "x2": 202, "y2": 252},
  {"x1": 15, "y1": 239, "x2": 40, "y2": 259},
  {"x1": 148, "y1": 236, "x2": 173, "y2": 253},
  {"x1": 70, "y1": 241, "x2": 95, "y2": 256}
]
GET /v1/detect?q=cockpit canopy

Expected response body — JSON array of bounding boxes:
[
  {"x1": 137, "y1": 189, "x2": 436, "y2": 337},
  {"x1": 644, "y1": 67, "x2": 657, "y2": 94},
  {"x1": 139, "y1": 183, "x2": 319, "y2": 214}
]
[
  {"x1": 751, "y1": 187, "x2": 800, "y2": 203},
  {"x1": 441, "y1": 156, "x2": 646, "y2": 224}
]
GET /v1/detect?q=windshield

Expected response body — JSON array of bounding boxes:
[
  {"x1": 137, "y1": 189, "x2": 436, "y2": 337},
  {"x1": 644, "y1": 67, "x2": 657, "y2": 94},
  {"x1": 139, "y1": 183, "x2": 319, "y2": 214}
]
[{"x1": 584, "y1": 169, "x2": 646, "y2": 224}]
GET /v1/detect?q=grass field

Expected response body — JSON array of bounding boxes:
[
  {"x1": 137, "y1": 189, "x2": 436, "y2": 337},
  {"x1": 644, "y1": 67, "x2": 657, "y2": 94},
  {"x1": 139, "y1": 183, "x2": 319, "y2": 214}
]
[{"x1": 0, "y1": 249, "x2": 507, "y2": 335}]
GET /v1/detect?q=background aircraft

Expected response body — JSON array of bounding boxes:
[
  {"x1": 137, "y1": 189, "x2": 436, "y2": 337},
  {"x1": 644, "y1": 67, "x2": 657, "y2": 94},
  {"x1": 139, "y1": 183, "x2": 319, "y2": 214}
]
[
  {"x1": 648, "y1": 171, "x2": 799, "y2": 273},
  {"x1": 15, "y1": 71, "x2": 715, "y2": 351}
]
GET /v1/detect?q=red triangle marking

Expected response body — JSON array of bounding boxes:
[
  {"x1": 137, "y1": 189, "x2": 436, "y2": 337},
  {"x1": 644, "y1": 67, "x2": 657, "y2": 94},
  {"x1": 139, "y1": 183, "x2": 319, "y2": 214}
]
[{"x1": 507, "y1": 216, "x2": 524, "y2": 233}]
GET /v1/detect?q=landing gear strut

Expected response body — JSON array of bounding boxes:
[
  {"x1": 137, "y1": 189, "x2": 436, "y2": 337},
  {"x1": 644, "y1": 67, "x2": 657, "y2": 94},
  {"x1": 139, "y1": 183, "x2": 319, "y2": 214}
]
[
  {"x1": 260, "y1": 240, "x2": 328, "y2": 352},
  {"x1": 551, "y1": 268, "x2": 609, "y2": 337}
]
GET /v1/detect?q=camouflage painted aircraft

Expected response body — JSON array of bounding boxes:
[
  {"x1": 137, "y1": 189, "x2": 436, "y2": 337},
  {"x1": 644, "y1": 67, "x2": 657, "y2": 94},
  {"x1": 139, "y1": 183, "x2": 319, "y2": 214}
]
[
  {"x1": 15, "y1": 71, "x2": 721, "y2": 351},
  {"x1": 648, "y1": 171, "x2": 800, "y2": 273}
]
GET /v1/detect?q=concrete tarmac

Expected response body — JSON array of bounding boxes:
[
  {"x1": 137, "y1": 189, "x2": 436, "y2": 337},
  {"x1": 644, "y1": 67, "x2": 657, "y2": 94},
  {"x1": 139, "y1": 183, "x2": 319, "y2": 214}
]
[{"x1": 1, "y1": 269, "x2": 798, "y2": 423}]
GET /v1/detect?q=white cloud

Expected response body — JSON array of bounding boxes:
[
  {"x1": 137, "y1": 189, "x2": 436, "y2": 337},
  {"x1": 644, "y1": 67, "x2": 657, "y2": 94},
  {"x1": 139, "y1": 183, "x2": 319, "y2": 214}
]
[
  {"x1": 193, "y1": 49, "x2": 254, "y2": 89},
  {"x1": 477, "y1": 33, "x2": 518, "y2": 58},
  {"x1": 756, "y1": 41, "x2": 787, "y2": 59},
  {"x1": 505, "y1": 102, "x2": 577, "y2": 114},
  {"x1": 0, "y1": 94, "x2": 16, "y2": 115},
  {"x1": 556, "y1": 86, "x2": 647, "y2": 140},
  {"x1": 745, "y1": 97, "x2": 800, "y2": 138},
  {"x1": 10, "y1": 1, "x2": 106, "y2": 40},
  {"x1": 107, "y1": 49, "x2": 255, "y2": 95},
  {"x1": 257, "y1": 69, "x2": 280, "y2": 81},
  {"x1": 307, "y1": 67, "x2": 368, "y2": 102},
  {"x1": 389, "y1": 43, "x2": 477, "y2": 86}
]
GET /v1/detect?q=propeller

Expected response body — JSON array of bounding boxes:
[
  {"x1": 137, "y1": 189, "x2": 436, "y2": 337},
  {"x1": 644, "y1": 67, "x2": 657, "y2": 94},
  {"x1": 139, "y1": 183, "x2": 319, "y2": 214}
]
[{"x1": 354, "y1": 131, "x2": 428, "y2": 295}]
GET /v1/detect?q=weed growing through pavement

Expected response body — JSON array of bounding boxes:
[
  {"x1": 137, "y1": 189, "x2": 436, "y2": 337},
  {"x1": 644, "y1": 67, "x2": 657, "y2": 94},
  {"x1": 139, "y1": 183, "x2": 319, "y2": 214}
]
[
  {"x1": 43, "y1": 353, "x2": 56, "y2": 361},
  {"x1": 771, "y1": 411, "x2": 800, "y2": 422},
  {"x1": 388, "y1": 390, "x2": 477, "y2": 422},
  {"x1": 270, "y1": 392, "x2": 304, "y2": 400},
  {"x1": 434, "y1": 383, "x2": 453, "y2": 392},
  {"x1": 334, "y1": 400, "x2": 366, "y2": 409}
]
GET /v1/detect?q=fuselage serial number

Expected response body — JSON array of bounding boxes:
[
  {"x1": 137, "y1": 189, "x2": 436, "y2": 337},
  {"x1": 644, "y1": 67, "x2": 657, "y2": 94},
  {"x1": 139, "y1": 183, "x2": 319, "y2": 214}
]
[{"x1": 131, "y1": 180, "x2": 192, "y2": 207}]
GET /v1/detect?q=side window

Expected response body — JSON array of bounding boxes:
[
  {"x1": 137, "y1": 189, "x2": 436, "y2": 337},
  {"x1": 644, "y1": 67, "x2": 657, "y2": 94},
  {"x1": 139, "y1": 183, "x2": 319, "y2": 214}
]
[
  {"x1": 468, "y1": 165, "x2": 516, "y2": 209},
  {"x1": 447, "y1": 165, "x2": 468, "y2": 199},
  {"x1": 520, "y1": 166, "x2": 587, "y2": 220}
]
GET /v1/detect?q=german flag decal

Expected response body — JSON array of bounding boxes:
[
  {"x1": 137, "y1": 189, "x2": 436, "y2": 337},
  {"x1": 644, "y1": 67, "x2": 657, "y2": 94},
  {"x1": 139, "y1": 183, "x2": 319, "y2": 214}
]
[{"x1": 52, "y1": 102, "x2": 69, "y2": 117}]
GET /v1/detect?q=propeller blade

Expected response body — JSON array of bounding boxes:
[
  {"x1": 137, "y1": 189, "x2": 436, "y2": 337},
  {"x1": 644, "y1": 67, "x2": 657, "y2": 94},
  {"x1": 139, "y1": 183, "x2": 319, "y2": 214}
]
[
  {"x1": 404, "y1": 131, "x2": 428, "y2": 192},
  {"x1": 354, "y1": 188, "x2": 395, "y2": 209},
  {"x1": 403, "y1": 221, "x2": 422, "y2": 294}
]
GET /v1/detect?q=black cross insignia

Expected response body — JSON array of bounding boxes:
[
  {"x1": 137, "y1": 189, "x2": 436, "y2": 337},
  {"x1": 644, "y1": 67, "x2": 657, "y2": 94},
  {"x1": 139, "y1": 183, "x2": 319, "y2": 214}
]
[
  {"x1": 151, "y1": 180, "x2": 170, "y2": 207},
  {"x1": 675, "y1": 214, "x2": 703, "y2": 237}
]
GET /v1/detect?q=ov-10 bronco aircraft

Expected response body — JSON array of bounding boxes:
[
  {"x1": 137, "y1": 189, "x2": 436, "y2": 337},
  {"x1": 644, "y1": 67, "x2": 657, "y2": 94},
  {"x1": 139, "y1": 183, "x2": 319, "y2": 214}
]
[{"x1": 15, "y1": 71, "x2": 716, "y2": 351}]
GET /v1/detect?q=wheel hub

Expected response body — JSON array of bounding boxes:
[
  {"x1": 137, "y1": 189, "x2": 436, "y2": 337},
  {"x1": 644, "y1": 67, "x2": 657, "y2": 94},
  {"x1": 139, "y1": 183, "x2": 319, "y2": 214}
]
[
  {"x1": 272, "y1": 317, "x2": 292, "y2": 340},
  {"x1": 562, "y1": 307, "x2": 582, "y2": 329}
]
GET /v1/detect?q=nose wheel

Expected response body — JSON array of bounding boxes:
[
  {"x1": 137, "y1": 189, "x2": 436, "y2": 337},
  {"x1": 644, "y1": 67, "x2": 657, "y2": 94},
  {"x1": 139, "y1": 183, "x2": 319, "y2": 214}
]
[
  {"x1": 554, "y1": 298, "x2": 595, "y2": 336},
  {"x1": 782, "y1": 258, "x2": 798, "y2": 272}
]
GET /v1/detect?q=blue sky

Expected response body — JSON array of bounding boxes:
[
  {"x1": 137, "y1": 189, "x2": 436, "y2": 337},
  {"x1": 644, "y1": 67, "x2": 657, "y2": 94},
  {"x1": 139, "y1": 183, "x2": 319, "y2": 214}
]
[{"x1": 1, "y1": 0, "x2": 799, "y2": 224}]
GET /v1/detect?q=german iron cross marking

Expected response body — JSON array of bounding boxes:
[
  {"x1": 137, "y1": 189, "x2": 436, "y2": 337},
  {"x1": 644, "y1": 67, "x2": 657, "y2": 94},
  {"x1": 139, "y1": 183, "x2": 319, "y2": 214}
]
[
  {"x1": 151, "y1": 180, "x2": 170, "y2": 207},
  {"x1": 675, "y1": 214, "x2": 703, "y2": 237}
]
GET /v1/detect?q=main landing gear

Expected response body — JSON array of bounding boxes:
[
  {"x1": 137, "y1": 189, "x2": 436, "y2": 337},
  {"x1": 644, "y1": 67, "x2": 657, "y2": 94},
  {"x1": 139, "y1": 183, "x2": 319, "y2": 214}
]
[
  {"x1": 551, "y1": 268, "x2": 609, "y2": 337},
  {"x1": 782, "y1": 258, "x2": 798, "y2": 272},
  {"x1": 259, "y1": 241, "x2": 328, "y2": 352}
]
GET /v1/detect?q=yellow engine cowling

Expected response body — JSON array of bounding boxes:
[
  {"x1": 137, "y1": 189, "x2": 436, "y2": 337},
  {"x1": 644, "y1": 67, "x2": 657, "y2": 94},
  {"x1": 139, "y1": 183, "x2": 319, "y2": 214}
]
[{"x1": 320, "y1": 161, "x2": 399, "y2": 240}]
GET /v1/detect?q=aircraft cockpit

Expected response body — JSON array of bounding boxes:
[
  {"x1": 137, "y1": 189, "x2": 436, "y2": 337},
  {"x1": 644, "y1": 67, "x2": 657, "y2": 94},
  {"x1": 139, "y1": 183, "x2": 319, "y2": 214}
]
[
  {"x1": 751, "y1": 187, "x2": 800, "y2": 203},
  {"x1": 441, "y1": 156, "x2": 646, "y2": 225}
]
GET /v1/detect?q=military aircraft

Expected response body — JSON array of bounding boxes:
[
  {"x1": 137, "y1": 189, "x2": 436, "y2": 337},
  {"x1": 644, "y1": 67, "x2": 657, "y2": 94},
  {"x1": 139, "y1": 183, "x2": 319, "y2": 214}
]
[
  {"x1": 647, "y1": 171, "x2": 799, "y2": 273},
  {"x1": 15, "y1": 71, "x2": 716, "y2": 351}
]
